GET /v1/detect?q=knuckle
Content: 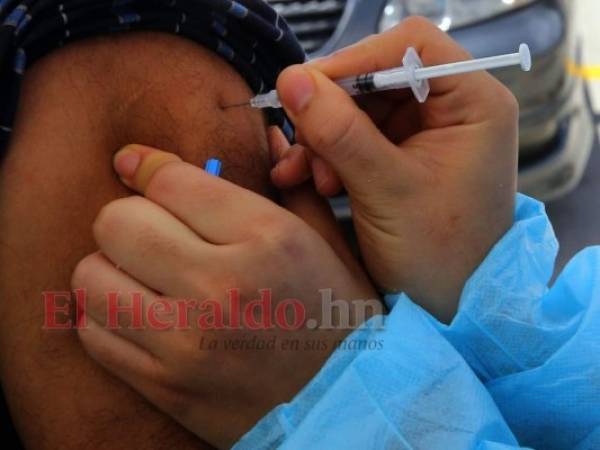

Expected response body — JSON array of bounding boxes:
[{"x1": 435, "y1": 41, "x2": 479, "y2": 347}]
[
  {"x1": 71, "y1": 253, "x2": 103, "y2": 289},
  {"x1": 399, "y1": 16, "x2": 436, "y2": 33},
  {"x1": 399, "y1": 16, "x2": 472, "y2": 63},
  {"x1": 246, "y1": 206, "x2": 289, "y2": 236},
  {"x1": 145, "y1": 163, "x2": 181, "y2": 199},
  {"x1": 258, "y1": 216, "x2": 314, "y2": 263},
  {"x1": 269, "y1": 214, "x2": 305, "y2": 242},
  {"x1": 93, "y1": 196, "x2": 145, "y2": 244},
  {"x1": 359, "y1": 37, "x2": 387, "y2": 72}
]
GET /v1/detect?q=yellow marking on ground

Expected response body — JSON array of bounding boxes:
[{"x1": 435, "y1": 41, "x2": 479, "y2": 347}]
[{"x1": 566, "y1": 59, "x2": 600, "y2": 80}]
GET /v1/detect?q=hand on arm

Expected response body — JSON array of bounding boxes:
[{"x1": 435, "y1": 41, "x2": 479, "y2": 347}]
[{"x1": 73, "y1": 142, "x2": 378, "y2": 449}]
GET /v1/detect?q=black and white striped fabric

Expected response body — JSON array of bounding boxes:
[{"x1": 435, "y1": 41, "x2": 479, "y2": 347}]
[{"x1": 0, "y1": 0, "x2": 306, "y2": 157}]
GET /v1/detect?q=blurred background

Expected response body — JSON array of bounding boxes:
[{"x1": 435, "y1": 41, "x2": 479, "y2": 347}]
[{"x1": 267, "y1": 0, "x2": 600, "y2": 273}]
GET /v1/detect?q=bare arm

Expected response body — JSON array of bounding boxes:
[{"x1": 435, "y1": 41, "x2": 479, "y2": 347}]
[{"x1": 0, "y1": 32, "x2": 271, "y2": 449}]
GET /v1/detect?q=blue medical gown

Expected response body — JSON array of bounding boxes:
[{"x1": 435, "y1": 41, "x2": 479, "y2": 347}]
[{"x1": 234, "y1": 195, "x2": 599, "y2": 449}]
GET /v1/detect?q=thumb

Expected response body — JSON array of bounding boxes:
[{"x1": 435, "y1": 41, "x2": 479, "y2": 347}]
[
  {"x1": 113, "y1": 144, "x2": 182, "y2": 193},
  {"x1": 277, "y1": 65, "x2": 404, "y2": 199}
]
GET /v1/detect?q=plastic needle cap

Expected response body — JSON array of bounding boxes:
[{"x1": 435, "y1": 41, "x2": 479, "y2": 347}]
[{"x1": 204, "y1": 159, "x2": 222, "y2": 177}]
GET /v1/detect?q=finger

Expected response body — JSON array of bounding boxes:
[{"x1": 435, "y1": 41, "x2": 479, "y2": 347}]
[
  {"x1": 268, "y1": 126, "x2": 288, "y2": 164},
  {"x1": 269, "y1": 127, "x2": 343, "y2": 198},
  {"x1": 267, "y1": 128, "x2": 361, "y2": 275},
  {"x1": 294, "y1": 128, "x2": 307, "y2": 146},
  {"x1": 78, "y1": 318, "x2": 177, "y2": 420},
  {"x1": 72, "y1": 252, "x2": 182, "y2": 355},
  {"x1": 271, "y1": 146, "x2": 312, "y2": 188},
  {"x1": 280, "y1": 183, "x2": 367, "y2": 279},
  {"x1": 277, "y1": 65, "x2": 412, "y2": 199},
  {"x1": 269, "y1": 126, "x2": 313, "y2": 188},
  {"x1": 93, "y1": 196, "x2": 215, "y2": 297},
  {"x1": 311, "y1": 156, "x2": 343, "y2": 197},
  {"x1": 114, "y1": 144, "x2": 287, "y2": 243},
  {"x1": 287, "y1": 129, "x2": 344, "y2": 197},
  {"x1": 79, "y1": 316, "x2": 163, "y2": 380},
  {"x1": 114, "y1": 145, "x2": 183, "y2": 191}
]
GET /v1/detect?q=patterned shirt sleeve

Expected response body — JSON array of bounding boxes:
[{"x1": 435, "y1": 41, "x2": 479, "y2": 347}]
[{"x1": 0, "y1": 0, "x2": 306, "y2": 154}]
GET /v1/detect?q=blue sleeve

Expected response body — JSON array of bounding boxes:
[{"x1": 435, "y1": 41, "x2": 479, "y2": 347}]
[
  {"x1": 234, "y1": 296, "x2": 527, "y2": 449},
  {"x1": 418, "y1": 194, "x2": 600, "y2": 450}
]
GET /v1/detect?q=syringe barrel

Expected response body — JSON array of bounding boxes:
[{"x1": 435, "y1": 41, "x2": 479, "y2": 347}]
[
  {"x1": 335, "y1": 75, "x2": 377, "y2": 96},
  {"x1": 372, "y1": 69, "x2": 412, "y2": 91},
  {"x1": 335, "y1": 47, "x2": 428, "y2": 102},
  {"x1": 335, "y1": 69, "x2": 411, "y2": 96}
]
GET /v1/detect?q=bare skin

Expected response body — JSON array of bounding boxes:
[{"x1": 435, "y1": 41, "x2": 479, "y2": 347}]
[{"x1": 0, "y1": 32, "x2": 274, "y2": 449}]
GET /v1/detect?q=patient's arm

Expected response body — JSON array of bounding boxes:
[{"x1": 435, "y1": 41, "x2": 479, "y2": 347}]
[{"x1": 0, "y1": 32, "x2": 272, "y2": 449}]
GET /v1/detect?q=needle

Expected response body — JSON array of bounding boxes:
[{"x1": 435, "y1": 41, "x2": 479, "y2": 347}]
[{"x1": 222, "y1": 101, "x2": 251, "y2": 109}]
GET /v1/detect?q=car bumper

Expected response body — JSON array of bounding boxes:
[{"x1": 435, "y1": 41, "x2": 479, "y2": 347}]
[
  {"x1": 449, "y1": 1, "x2": 594, "y2": 202},
  {"x1": 517, "y1": 75, "x2": 594, "y2": 201}
]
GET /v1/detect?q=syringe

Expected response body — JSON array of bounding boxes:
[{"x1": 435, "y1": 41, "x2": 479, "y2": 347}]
[{"x1": 224, "y1": 43, "x2": 531, "y2": 109}]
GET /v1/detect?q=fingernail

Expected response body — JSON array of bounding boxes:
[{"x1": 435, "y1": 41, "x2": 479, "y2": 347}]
[
  {"x1": 274, "y1": 155, "x2": 291, "y2": 174},
  {"x1": 272, "y1": 153, "x2": 296, "y2": 182},
  {"x1": 114, "y1": 146, "x2": 142, "y2": 179},
  {"x1": 279, "y1": 67, "x2": 315, "y2": 114},
  {"x1": 312, "y1": 157, "x2": 330, "y2": 192}
]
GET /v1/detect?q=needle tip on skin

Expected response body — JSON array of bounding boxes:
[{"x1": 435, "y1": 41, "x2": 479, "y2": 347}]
[{"x1": 221, "y1": 101, "x2": 251, "y2": 110}]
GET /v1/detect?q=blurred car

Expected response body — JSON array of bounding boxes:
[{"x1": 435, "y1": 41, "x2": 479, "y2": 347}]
[{"x1": 266, "y1": 0, "x2": 594, "y2": 217}]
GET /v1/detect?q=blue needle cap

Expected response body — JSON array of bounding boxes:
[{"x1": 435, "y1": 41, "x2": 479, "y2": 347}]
[{"x1": 204, "y1": 158, "x2": 222, "y2": 177}]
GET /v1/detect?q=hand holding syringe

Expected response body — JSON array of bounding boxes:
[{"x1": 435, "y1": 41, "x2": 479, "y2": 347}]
[
  {"x1": 224, "y1": 44, "x2": 531, "y2": 109},
  {"x1": 267, "y1": 29, "x2": 531, "y2": 322}
]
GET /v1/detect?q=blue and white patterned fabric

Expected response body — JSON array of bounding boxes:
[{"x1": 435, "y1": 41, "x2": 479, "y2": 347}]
[
  {"x1": 236, "y1": 194, "x2": 600, "y2": 449},
  {"x1": 0, "y1": 0, "x2": 306, "y2": 155}
]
